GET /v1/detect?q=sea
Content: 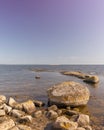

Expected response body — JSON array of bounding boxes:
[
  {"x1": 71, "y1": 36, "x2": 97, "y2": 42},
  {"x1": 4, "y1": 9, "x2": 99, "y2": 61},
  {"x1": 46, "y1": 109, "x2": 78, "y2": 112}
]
[{"x1": 0, "y1": 65, "x2": 104, "y2": 128}]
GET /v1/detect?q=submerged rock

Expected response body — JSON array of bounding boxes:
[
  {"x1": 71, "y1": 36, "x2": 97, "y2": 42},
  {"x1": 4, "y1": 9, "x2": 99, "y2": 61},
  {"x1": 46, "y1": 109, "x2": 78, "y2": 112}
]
[{"x1": 47, "y1": 81, "x2": 90, "y2": 107}]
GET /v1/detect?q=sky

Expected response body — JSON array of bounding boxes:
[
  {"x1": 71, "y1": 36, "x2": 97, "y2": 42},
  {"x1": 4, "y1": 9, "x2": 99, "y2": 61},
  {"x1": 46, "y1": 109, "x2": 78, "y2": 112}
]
[{"x1": 0, "y1": 0, "x2": 104, "y2": 64}]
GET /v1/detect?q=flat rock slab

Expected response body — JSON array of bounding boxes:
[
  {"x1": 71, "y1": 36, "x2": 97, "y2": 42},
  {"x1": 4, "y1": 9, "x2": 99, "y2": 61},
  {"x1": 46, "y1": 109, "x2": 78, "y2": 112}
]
[{"x1": 47, "y1": 81, "x2": 90, "y2": 107}]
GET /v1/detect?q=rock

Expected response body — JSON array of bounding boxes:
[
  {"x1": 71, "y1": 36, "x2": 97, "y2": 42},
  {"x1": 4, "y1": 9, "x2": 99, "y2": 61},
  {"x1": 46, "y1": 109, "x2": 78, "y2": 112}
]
[
  {"x1": 19, "y1": 115, "x2": 33, "y2": 123},
  {"x1": 64, "y1": 109, "x2": 79, "y2": 116},
  {"x1": 61, "y1": 71, "x2": 99, "y2": 84},
  {"x1": 57, "y1": 109, "x2": 62, "y2": 116},
  {"x1": 46, "y1": 110, "x2": 58, "y2": 120},
  {"x1": 84, "y1": 125, "x2": 92, "y2": 130},
  {"x1": 48, "y1": 105, "x2": 58, "y2": 111},
  {"x1": 47, "y1": 81, "x2": 90, "y2": 107},
  {"x1": 11, "y1": 109, "x2": 25, "y2": 118},
  {"x1": 77, "y1": 114, "x2": 90, "y2": 127},
  {"x1": 8, "y1": 97, "x2": 17, "y2": 108},
  {"x1": 10, "y1": 126, "x2": 20, "y2": 130},
  {"x1": 34, "y1": 110, "x2": 42, "y2": 118},
  {"x1": 61, "y1": 71, "x2": 86, "y2": 79},
  {"x1": 76, "y1": 127, "x2": 86, "y2": 130},
  {"x1": 17, "y1": 124, "x2": 32, "y2": 130},
  {"x1": 8, "y1": 97, "x2": 23, "y2": 110},
  {"x1": 70, "y1": 115, "x2": 79, "y2": 122},
  {"x1": 84, "y1": 75, "x2": 99, "y2": 84},
  {"x1": 0, "y1": 110, "x2": 5, "y2": 116},
  {"x1": 22, "y1": 100, "x2": 36, "y2": 114},
  {"x1": 0, "y1": 119, "x2": 15, "y2": 130},
  {"x1": 73, "y1": 108, "x2": 80, "y2": 112},
  {"x1": 3, "y1": 104, "x2": 12, "y2": 114},
  {"x1": 33, "y1": 99, "x2": 45, "y2": 107},
  {"x1": 0, "y1": 95, "x2": 6, "y2": 105},
  {"x1": 53, "y1": 116, "x2": 78, "y2": 130}
]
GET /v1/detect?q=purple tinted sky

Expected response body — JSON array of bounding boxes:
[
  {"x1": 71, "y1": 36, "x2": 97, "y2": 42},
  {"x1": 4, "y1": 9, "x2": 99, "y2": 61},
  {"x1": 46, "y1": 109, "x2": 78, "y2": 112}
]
[{"x1": 0, "y1": 0, "x2": 104, "y2": 64}]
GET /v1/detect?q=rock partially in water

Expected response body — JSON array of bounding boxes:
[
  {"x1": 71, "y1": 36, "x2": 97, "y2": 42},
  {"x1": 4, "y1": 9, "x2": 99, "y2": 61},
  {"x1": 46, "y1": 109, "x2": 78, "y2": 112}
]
[
  {"x1": 47, "y1": 81, "x2": 90, "y2": 107},
  {"x1": 61, "y1": 71, "x2": 99, "y2": 84},
  {"x1": 61, "y1": 71, "x2": 86, "y2": 79},
  {"x1": 84, "y1": 75, "x2": 99, "y2": 84},
  {"x1": 53, "y1": 116, "x2": 78, "y2": 130}
]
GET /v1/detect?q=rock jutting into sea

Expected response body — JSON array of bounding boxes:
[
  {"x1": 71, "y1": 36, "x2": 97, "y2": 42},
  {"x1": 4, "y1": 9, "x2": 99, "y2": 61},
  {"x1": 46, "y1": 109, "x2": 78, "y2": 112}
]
[
  {"x1": 61, "y1": 71, "x2": 99, "y2": 84},
  {"x1": 47, "y1": 81, "x2": 90, "y2": 107}
]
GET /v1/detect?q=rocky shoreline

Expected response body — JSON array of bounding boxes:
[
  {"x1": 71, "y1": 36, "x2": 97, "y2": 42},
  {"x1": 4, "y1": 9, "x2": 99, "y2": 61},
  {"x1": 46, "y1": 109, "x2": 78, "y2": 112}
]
[
  {"x1": 0, "y1": 95, "x2": 92, "y2": 130},
  {"x1": 0, "y1": 73, "x2": 102, "y2": 130}
]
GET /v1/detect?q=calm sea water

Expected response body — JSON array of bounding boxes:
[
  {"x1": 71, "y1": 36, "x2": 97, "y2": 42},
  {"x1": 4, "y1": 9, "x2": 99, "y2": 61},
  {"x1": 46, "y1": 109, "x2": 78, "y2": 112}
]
[{"x1": 0, "y1": 65, "x2": 104, "y2": 127}]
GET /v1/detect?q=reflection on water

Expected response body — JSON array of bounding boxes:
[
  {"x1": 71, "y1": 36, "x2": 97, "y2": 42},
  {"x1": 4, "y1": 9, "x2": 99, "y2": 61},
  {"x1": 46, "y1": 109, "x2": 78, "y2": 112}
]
[{"x1": 0, "y1": 65, "x2": 104, "y2": 128}]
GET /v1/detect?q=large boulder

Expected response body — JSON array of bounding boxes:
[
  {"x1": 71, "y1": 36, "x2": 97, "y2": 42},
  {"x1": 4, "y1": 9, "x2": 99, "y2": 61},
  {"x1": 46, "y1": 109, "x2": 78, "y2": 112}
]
[{"x1": 47, "y1": 81, "x2": 90, "y2": 107}]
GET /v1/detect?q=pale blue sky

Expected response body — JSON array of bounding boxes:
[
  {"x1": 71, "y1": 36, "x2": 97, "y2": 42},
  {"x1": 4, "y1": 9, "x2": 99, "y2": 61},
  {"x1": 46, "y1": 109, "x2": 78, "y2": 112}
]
[{"x1": 0, "y1": 0, "x2": 104, "y2": 64}]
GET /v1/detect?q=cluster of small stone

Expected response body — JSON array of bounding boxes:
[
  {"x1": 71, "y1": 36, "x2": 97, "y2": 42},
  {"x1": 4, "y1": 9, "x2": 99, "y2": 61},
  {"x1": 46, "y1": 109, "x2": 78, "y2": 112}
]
[
  {"x1": 0, "y1": 94, "x2": 92, "y2": 130},
  {"x1": 0, "y1": 95, "x2": 46, "y2": 130}
]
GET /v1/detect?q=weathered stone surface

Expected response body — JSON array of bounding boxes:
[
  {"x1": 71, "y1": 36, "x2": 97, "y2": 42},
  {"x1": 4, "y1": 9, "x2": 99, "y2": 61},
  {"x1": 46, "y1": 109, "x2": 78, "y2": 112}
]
[
  {"x1": 76, "y1": 127, "x2": 86, "y2": 130},
  {"x1": 10, "y1": 126, "x2": 20, "y2": 130},
  {"x1": 11, "y1": 109, "x2": 25, "y2": 118},
  {"x1": 8, "y1": 97, "x2": 17, "y2": 108},
  {"x1": 33, "y1": 99, "x2": 45, "y2": 107},
  {"x1": 34, "y1": 110, "x2": 42, "y2": 118},
  {"x1": 0, "y1": 119, "x2": 15, "y2": 130},
  {"x1": 0, "y1": 95, "x2": 6, "y2": 105},
  {"x1": 77, "y1": 114, "x2": 90, "y2": 127},
  {"x1": 84, "y1": 75, "x2": 99, "y2": 84},
  {"x1": 61, "y1": 71, "x2": 99, "y2": 84},
  {"x1": 61, "y1": 71, "x2": 86, "y2": 79},
  {"x1": 0, "y1": 109, "x2": 5, "y2": 116},
  {"x1": 84, "y1": 125, "x2": 92, "y2": 130},
  {"x1": 8, "y1": 97, "x2": 23, "y2": 110},
  {"x1": 17, "y1": 124, "x2": 32, "y2": 130},
  {"x1": 46, "y1": 110, "x2": 58, "y2": 120},
  {"x1": 3, "y1": 104, "x2": 12, "y2": 114},
  {"x1": 47, "y1": 81, "x2": 90, "y2": 107},
  {"x1": 64, "y1": 109, "x2": 79, "y2": 116},
  {"x1": 22, "y1": 100, "x2": 36, "y2": 114},
  {"x1": 19, "y1": 115, "x2": 33, "y2": 123},
  {"x1": 53, "y1": 116, "x2": 78, "y2": 130},
  {"x1": 48, "y1": 105, "x2": 58, "y2": 111}
]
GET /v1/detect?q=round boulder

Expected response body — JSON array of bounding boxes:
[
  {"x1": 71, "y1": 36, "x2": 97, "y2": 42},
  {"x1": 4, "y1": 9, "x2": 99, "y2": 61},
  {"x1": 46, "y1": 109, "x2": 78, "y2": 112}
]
[{"x1": 47, "y1": 81, "x2": 90, "y2": 107}]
